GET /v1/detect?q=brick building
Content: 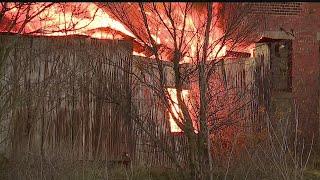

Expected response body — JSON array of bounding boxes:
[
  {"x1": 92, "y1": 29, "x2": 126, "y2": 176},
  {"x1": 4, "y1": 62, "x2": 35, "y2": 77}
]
[{"x1": 250, "y1": 2, "x2": 320, "y2": 144}]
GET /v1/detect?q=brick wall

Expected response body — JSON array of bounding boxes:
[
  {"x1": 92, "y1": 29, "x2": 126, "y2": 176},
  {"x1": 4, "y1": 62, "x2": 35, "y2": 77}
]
[
  {"x1": 251, "y1": 2, "x2": 303, "y2": 16},
  {"x1": 253, "y1": 2, "x2": 320, "y2": 144}
]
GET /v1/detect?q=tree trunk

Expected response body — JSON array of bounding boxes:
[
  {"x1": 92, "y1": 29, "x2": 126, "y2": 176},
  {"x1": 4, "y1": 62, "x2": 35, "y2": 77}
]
[{"x1": 197, "y1": 3, "x2": 214, "y2": 180}]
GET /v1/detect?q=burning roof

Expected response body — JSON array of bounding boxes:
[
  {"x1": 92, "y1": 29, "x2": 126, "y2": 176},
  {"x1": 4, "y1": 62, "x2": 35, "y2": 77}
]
[{"x1": 1, "y1": 3, "x2": 257, "y2": 61}]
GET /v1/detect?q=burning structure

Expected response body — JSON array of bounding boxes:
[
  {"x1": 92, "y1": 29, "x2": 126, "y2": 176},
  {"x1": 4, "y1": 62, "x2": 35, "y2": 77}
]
[
  {"x1": 0, "y1": 32, "x2": 262, "y2": 167},
  {"x1": 0, "y1": 2, "x2": 318, "y2": 170}
]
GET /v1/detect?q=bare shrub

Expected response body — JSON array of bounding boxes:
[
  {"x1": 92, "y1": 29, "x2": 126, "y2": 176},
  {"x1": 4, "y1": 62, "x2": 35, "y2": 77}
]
[{"x1": 220, "y1": 105, "x2": 313, "y2": 180}]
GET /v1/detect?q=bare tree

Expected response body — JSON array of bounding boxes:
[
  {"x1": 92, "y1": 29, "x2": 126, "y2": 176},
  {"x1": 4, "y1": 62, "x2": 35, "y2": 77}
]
[
  {"x1": 0, "y1": 2, "x2": 263, "y2": 179},
  {"x1": 0, "y1": 2, "x2": 101, "y2": 34},
  {"x1": 101, "y1": 2, "x2": 261, "y2": 179},
  {"x1": 0, "y1": 2, "x2": 102, "y2": 164}
]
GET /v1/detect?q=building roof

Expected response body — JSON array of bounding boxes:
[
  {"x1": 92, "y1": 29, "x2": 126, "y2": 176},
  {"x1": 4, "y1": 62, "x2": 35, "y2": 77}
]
[
  {"x1": 225, "y1": 50, "x2": 251, "y2": 58},
  {"x1": 256, "y1": 37, "x2": 280, "y2": 43},
  {"x1": 256, "y1": 37, "x2": 281, "y2": 43}
]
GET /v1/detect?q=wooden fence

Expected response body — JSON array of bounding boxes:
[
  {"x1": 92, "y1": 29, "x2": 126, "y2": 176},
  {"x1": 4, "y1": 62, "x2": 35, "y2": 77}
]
[
  {"x1": 0, "y1": 34, "x2": 133, "y2": 162},
  {"x1": 0, "y1": 33, "x2": 270, "y2": 168}
]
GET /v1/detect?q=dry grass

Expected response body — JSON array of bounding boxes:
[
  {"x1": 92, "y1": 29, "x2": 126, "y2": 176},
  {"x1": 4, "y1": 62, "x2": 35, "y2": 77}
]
[
  {"x1": 0, "y1": 154, "x2": 184, "y2": 180},
  {"x1": 213, "y1": 108, "x2": 316, "y2": 180}
]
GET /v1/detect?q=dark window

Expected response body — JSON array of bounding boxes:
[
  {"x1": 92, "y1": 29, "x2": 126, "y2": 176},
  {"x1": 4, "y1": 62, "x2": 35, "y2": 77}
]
[{"x1": 270, "y1": 40, "x2": 292, "y2": 92}]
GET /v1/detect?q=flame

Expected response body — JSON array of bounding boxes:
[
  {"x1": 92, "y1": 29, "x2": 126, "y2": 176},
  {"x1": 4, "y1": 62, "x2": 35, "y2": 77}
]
[
  {"x1": 1, "y1": 3, "x2": 228, "y2": 60},
  {"x1": 212, "y1": 45, "x2": 227, "y2": 58},
  {"x1": 0, "y1": 3, "x2": 134, "y2": 37},
  {"x1": 167, "y1": 88, "x2": 198, "y2": 133},
  {"x1": 167, "y1": 88, "x2": 188, "y2": 133},
  {"x1": 1, "y1": 2, "x2": 227, "y2": 132},
  {"x1": 1, "y1": 3, "x2": 154, "y2": 56},
  {"x1": 180, "y1": 3, "x2": 227, "y2": 63}
]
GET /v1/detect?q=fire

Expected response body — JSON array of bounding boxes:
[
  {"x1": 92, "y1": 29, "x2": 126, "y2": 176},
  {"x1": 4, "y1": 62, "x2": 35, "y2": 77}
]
[
  {"x1": 167, "y1": 88, "x2": 188, "y2": 133},
  {"x1": 1, "y1": 3, "x2": 228, "y2": 60},
  {"x1": 0, "y1": 3, "x2": 155, "y2": 56},
  {"x1": 0, "y1": 3, "x2": 134, "y2": 37},
  {"x1": 167, "y1": 88, "x2": 198, "y2": 133},
  {"x1": 1, "y1": 3, "x2": 232, "y2": 134},
  {"x1": 212, "y1": 45, "x2": 227, "y2": 58}
]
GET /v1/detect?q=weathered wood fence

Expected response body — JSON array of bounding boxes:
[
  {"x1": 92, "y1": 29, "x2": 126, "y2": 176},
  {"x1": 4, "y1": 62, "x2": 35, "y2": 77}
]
[
  {"x1": 1, "y1": 34, "x2": 133, "y2": 162},
  {"x1": 0, "y1": 34, "x2": 269, "y2": 168}
]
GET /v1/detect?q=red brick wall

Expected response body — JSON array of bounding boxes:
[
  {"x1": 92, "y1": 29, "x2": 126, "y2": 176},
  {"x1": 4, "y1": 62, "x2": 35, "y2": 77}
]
[
  {"x1": 255, "y1": 3, "x2": 320, "y2": 143},
  {"x1": 251, "y1": 2, "x2": 302, "y2": 16}
]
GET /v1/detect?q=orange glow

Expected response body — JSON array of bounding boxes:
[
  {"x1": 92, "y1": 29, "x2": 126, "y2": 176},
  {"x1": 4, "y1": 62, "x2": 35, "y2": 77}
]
[
  {"x1": 179, "y1": 3, "x2": 227, "y2": 63},
  {"x1": 1, "y1": 3, "x2": 249, "y2": 143},
  {"x1": 133, "y1": 51, "x2": 148, "y2": 57},
  {"x1": 0, "y1": 3, "x2": 159, "y2": 57},
  {"x1": 167, "y1": 88, "x2": 198, "y2": 133},
  {"x1": 212, "y1": 45, "x2": 227, "y2": 58},
  {"x1": 167, "y1": 88, "x2": 188, "y2": 133},
  {"x1": 1, "y1": 3, "x2": 229, "y2": 59},
  {"x1": 1, "y1": 3, "x2": 134, "y2": 38}
]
